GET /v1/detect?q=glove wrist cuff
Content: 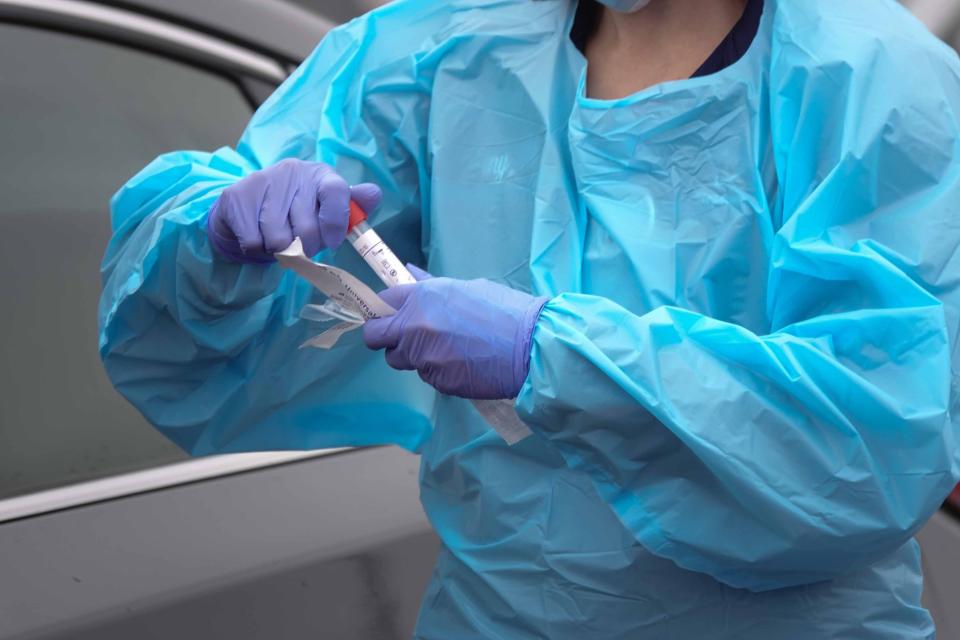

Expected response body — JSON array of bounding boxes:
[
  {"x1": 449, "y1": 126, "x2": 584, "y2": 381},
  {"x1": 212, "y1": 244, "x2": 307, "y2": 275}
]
[{"x1": 511, "y1": 295, "x2": 550, "y2": 397}]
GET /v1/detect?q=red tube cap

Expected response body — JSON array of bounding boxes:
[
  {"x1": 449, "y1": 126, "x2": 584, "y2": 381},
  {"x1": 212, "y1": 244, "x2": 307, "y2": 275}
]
[{"x1": 348, "y1": 200, "x2": 368, "y2": 231}]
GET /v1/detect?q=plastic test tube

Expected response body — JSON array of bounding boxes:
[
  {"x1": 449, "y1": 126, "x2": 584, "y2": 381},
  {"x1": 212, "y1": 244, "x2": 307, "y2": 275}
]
[{"x1": 346, "y1": 201, "x2": 417, "y2": 287}]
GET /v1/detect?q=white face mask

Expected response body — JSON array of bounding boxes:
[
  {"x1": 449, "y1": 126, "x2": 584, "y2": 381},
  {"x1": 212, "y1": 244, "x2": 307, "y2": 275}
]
[{"x1": 595, "y1": 0, "x2": 652, "y2": 12}]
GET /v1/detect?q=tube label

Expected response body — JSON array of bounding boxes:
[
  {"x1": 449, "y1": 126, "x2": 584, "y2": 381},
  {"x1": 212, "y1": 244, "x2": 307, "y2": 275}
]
[{"x1": 351, "y1": 228, "x2": 416, "y2": 287}]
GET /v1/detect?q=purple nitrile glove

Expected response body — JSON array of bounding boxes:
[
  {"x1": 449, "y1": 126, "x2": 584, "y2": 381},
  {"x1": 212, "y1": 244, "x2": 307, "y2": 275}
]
[
  {"x1": 206, "y1": 159, "x2": 382, "y2": 264},
  {"x1": 363, "y1": 271, "x2": 549, "y2": 400}
]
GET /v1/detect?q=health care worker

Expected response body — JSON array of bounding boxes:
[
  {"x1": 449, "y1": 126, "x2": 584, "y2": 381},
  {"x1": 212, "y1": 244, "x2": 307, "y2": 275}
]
[{"x1": 99, "y1": 0, "x2": 960, "y2": 637}]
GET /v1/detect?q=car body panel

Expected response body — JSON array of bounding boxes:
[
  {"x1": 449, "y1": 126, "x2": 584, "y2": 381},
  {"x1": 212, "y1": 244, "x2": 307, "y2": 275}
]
[
  {"x1": 0, "y1": 447, "x2": 437, "y2": 640},
  {"x1": 919, "y1": 511, "x2": 960, "y2": 640}
]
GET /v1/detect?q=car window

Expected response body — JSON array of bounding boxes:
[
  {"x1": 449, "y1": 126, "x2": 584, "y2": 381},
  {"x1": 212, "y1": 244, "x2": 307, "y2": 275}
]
[{"x1": 0, "y1": 24, "x2": 255, "y2": 499}]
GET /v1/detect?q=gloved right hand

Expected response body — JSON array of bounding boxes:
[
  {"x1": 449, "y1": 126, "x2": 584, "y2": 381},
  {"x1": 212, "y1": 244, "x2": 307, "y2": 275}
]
[{"x1": 206, "y1": 159, "x2": 382, "y2": 264}]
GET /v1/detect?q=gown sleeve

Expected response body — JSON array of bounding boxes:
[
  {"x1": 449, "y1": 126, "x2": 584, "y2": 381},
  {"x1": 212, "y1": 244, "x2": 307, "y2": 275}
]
[
  {"x1": 98, "y1": 2, "x2": 448, "y2": 455},
  {"x1": 517, "y1": 24, "x2": 960, "y2": 591}
]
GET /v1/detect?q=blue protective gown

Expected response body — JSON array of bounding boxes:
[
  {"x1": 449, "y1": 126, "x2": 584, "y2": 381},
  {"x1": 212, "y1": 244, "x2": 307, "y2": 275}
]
[{"x1": 99, "y1": 0, "x2": 960, "y2": 637}]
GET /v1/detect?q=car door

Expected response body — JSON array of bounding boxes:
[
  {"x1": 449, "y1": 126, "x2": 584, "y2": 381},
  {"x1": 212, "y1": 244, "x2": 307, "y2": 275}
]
[{"x1": 0, "y1": 3, "x2": 436, "y2": 639}]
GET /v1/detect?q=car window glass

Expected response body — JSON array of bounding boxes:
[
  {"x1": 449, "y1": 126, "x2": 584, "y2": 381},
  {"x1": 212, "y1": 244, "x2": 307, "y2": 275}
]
[{"x1": 0, "y1": 24, "x2": 255, "y2": 499}]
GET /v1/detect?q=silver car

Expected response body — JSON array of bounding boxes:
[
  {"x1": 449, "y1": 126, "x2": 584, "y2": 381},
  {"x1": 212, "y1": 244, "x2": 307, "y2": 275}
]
[{"x1": 0, "y1": 1, "x2": 436, "y2": 638}]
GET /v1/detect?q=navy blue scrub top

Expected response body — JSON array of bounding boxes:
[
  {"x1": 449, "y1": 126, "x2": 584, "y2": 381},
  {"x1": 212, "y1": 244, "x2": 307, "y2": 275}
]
[{"x1": 571, "y1": 0, "x2": 764, "y2": 77}]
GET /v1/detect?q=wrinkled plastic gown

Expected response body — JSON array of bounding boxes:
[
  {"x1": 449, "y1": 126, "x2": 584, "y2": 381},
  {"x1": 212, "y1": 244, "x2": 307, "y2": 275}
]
[{"x1": 99, "y1": 0, "x2": 960, "y2": 637}]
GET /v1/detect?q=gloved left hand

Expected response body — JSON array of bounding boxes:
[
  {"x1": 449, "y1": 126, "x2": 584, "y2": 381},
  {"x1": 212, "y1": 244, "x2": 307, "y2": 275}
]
[
  {"x1": 206, "y1": 159, "x2": 382, "y2": 264},
  {"x1": 363, "y1": 272, "x2": 549, "y2": 400}
]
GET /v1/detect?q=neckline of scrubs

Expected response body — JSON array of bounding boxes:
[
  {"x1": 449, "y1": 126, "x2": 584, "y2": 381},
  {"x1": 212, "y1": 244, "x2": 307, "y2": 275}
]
[{"x1": 569, "y1": 0, "x2": 772, "y2": 110}]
